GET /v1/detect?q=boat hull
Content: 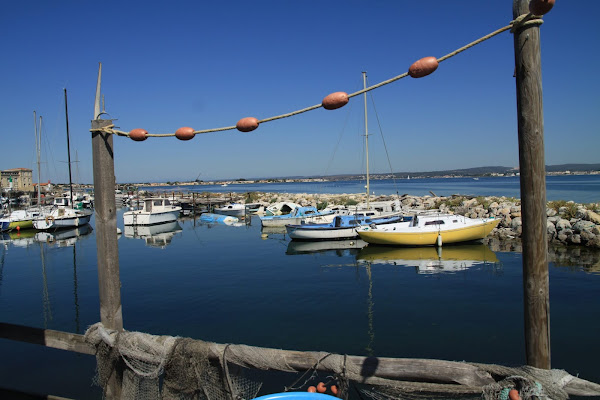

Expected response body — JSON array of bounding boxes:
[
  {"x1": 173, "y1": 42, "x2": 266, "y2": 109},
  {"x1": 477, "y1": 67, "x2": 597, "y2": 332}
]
[
  {"x1": 123, "y1": 210, "x2": 179, "y2": 226},
  {"x1": 33, "y1": 213, "x2": 92, "y2": 231},
  {"x1": 357, "y1": 218, "x2": 500, "y2": 246},
  {"x1": 261, "y1": 213, "x2": 336, "y2": 227},
  {"x1": 287, "y1": 225, "x2": 360, "y2": 240}
]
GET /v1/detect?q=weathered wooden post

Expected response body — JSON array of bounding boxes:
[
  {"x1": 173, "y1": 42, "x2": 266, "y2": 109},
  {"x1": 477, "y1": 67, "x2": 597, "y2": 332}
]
[
  {"x1": 91, "y1": 62, "x2": 123, "y2": 398},
  {"x1": 512, "y1": 0, "x2": 550, "y2": 369},
  {"x1": 92, "y1": 62, "x2": 123, "y2": 332}
]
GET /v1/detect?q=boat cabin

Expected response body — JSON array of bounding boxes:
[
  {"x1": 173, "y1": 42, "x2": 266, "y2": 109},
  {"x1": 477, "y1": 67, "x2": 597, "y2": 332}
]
[{"x1": 142, "y1": 198, "x2": 174, "y2": 212}]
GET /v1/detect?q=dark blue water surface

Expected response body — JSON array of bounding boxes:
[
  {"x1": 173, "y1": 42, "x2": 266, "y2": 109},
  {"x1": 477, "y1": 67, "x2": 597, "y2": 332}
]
[
  {"x1": 1, "y1": 181, "x2": 599, "y2": 398},
  {"x1": 143, "y1": 175, "x2": 600, "y2": 204}
]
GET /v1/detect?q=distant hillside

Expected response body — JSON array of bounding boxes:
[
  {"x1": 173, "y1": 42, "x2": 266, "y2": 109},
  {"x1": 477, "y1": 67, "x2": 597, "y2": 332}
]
[{"x1": 545, "y1": 164, "x2": 600, "y2": 172}]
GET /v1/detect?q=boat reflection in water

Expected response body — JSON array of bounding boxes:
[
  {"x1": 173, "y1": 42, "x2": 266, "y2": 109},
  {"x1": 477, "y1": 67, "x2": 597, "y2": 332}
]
[
  {"x1": 286, "y1": 239, "x2": 368, "y2": 256},
  {"x1": 124, "y1": 221, "x2": 182, "y2": 248},
  {"x1": 0, "y1": 229, "x2": 37, "y2": 248},
  {"x1": 34, "y1": 224, "x2": 94, "y2": 247},
  {"x1": 356, "y1": 244, "x2": 499, "y2": 273}
]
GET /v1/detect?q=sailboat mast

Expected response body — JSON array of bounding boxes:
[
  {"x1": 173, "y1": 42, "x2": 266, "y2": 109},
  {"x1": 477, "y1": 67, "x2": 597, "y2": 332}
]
[
  {"x1": 64, "y1": 88, "x2": 74, "y2": 207},
  {"x1": 34, "y1": 112, "x2": 42, "y2": 208},
  {"x1": 363, "y1": 72, "x2": 370, "y2": 209}
]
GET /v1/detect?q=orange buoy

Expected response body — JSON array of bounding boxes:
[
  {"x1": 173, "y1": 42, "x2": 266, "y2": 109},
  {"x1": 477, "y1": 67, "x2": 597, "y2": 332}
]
[
  {"x1": 529, "y1": 0, "x2": 555, "y2": 15},
  {"x1": 330, "y1": 385, "x2": 338, "y2": 396},
  {"x1": 508, "y1": 389, "x2": 521, "y2": 400},
  {"x1": 236, "y1": 117, "x2": 260, "y2": 132},
  {"x1": 307, "y1": 386, "x2": 317, "y2": 393},
  {"x1": 408, "y1": 56, "x2": 439, "y2": 78},
  {"x1": 322, "y1": 92, "x2": 349, "y2": 110},
  {"x1": 316, "y1": 382, "x2": 326, "y2": 393},
  {"x1": 129, "y1": 128, "x2": 148, "y2": 141},
  {"x1": 175, "y1": 127, "x2": 195, "y2": 140}
]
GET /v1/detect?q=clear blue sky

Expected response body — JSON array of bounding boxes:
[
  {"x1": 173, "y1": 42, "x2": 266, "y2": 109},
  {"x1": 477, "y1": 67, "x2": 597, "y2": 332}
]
[{"x1": 1, "y1": 1, "x2": 598, "y2": 184}]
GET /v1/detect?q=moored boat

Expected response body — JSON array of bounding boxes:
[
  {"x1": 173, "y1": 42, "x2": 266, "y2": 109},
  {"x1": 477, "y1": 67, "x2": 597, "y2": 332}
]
[
  {"x1": 260, "y1": 206, "x2": 335, "y2": 227},
  {"x1": 286, "y1": 214, "x2": 406, "y2": 241},
  {"x1": 123, "y1": 198, "x2": 181, "y2": 226},
  {"x1": 356, "y1": 213, "x2": 500, "y2": 246},
  {"x1": 33, "y1": 207, "x2": 92, "y2": 230}
]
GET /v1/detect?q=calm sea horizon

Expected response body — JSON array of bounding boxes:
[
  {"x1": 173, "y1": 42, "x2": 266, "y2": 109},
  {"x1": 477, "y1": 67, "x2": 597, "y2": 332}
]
[{"x1": 142, "y1": 175, "x2": 600, "y2": 204}]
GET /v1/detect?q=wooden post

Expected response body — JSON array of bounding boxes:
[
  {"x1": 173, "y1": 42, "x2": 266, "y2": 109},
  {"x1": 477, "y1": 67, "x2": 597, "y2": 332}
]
[{"x1": 512, "y1": 0, "x2": 550, "y2": 369}]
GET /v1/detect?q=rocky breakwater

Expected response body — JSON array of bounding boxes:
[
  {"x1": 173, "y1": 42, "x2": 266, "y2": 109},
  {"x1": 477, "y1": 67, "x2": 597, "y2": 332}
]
[{"x1": 248, "y1": 192, "x2": 600, "y2": 249}]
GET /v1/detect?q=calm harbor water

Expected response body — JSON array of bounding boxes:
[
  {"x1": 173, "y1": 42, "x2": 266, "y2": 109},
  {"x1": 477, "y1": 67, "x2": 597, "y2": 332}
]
[
  {"x1": 147, "y1": 175, "x2": 600, "y2": 204},
  {"x1": 1, "y1": 176, "x2": 599, "y2": 398}
]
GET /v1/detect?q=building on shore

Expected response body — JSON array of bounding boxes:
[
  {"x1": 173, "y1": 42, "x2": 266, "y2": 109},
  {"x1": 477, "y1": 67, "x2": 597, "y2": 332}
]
[{"x1": 1, "y1": 168, "x2": 34, "y2": 191}]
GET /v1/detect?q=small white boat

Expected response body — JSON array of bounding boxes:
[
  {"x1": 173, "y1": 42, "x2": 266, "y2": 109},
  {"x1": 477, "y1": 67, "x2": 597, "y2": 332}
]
[
  {"x1": 33, "y1": 207, "x2": 92, "y2": 231},
  {"x1": 123, "y1": 198, "x2": 181, "y2": 226},
  {"x1": 357, "y1": 213, "x2": 500, "y2": 246},
  {"x1": 286, "y1": 214, "x2": 405, "y2": 241},
  {"x1": 265, "y1": 202, "x2": 301, "y2": 216},
  {"x1": 260, "y1": 206, "x2": 335, "y2": 227}
]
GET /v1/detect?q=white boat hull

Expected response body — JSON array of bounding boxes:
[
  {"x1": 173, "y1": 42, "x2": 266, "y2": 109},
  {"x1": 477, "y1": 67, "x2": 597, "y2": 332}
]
[
  {"x1": 33, "y1": 211, "x2": 92, "y2": 230},
  {"x1": 286, "y1": 226, "x2": 360, "y2": 240},
  {"x1": 261, "y1": 213, "x2": 336, "y2": 227},
  {"x1": 123, "y1": 210, "x2": 179, "y2": 225}
]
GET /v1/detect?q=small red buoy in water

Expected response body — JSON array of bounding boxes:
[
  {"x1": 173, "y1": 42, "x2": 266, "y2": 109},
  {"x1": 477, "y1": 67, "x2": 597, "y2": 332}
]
[
  {"x1": 408, "y1": 56, "x2": 439, "y2": 78},
  {"x1": 175, "y1": 127, "x2": 195, "y2": 140},
  {"x1": 508, "y1": 389, "x2": 521, "y2": 400},
  {"x1": 330, "y1": 385, "x2": 338, "y2": 396},
  {"x1": 16, "y1": 226, "x2": 20, "y2": 232},
  {"x1": 236, "y1": 117, "x2": 260, "y2": 132},
  {"x1": 529, "y1": 0, "x2": 555, "y2": 15},
  {"x1": 316, "y1": 382, "x2": 326, "y2": 393},
  {"x1": 129, "y1": 128, "x2": 148, "y2": 141},
  {"x1": 322, "y1": 92, "x2": 349, "y2": 110},
  {"x1": 307, "y1": 386, "x2": 317, "y2": 393}
]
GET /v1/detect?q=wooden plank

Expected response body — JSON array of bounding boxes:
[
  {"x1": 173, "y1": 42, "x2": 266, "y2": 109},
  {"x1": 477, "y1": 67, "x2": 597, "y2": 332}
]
[
  {"x1": 512, "y1": 0, "x2": 551, "y2": 369},
  {"x1": 0, "y1": 322, "x2": 95, "y2": 355}
]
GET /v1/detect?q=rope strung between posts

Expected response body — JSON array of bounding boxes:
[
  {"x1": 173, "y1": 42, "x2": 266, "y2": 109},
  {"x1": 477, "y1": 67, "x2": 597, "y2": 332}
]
[{"x1": 90, "y1": 13, "x2": 544, "y2": 140}]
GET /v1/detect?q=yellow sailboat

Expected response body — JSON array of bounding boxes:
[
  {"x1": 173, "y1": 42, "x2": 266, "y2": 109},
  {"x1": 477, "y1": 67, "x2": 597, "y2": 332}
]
[{"x1": 356, "y1": 213, "x2": 499, "y2": 246}]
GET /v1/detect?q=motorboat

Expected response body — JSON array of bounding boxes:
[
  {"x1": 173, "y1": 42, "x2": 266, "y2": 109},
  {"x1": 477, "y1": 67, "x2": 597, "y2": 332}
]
[
  {"x1": 285, "y1": 214, "x2": 406, "y2": 241},
  {"x1": 0, "y1": 209, "x2": 46, "y2": 232},
  {"x1": 123, "y1": 198, "x2": 181, "y2": 226},
  {"x1": 356, "y1": 213, "x2": 500, "y2": 246},
  {"x1": 264, "y1": 202, "x2": 301, "y2": 216},
  {"x1": 260, "y1": 206, "x2": 335, "y2": 227}
]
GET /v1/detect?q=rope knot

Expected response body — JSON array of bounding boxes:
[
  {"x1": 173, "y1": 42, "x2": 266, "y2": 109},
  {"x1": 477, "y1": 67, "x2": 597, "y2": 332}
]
[{"x1": 510, "y1": 13, "x2": 544, "y2": 33}]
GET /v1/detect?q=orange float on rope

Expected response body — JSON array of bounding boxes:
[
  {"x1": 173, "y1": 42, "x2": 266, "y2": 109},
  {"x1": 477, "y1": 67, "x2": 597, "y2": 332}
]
[
  {"x1": 129, "y1": 128, "x2": 148, "y2": 141},
  {"x1": 508, "y1": 389, "x2": 521, "y2": 400},
  {"x1": 236, "y1": 117, "x2": 260, "y2": 132},
  {"x1": 316, "y1": 382, "x2": 326, "y2": 393},
  {"x1": 408, "y1": 56, "x2": 439, "y2": 78},
  {"x1": 330, "y1": 385, "x2": 338, "y2": 396},
  {"x1": 529, "y1": 0, "x2": 555, "y2": 15},
  {"x1": 175, "y1": 126, "x2": 195, "y2": 140},
  {"x1": 307, "y1": 386, "x2": 317, "y2": 393},
  {"x1": 322, "y1": 92, "x2": 349, "y2": 110}
]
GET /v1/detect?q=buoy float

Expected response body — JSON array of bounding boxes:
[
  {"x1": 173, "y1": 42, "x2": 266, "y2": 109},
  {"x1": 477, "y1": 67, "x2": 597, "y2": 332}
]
[
  {"x1": 408, "y1": 56, "x2": 439, "y2": 78},
  {"x1": 129, "y1": 128, "x2": 148, "y2": 141},
  {"x1": 330, "y1": 385, "x2": 338, "y2": 396},
  {"x1": 508, "y1": 389, "x2": 521, "y2": 400},
  {"x1": 261, "y1": 233, "x2": 268, "y2": 239},
  {"x1": 529, "y1": 0, "x2": 555, "y2": 15},
  {"x1": 236, "y1": 117, "x2": 260, "y2": 132},
  {"x1": 175, "y1": 127, "x2": 195, "y2": 140},
  {"x1": 307, "y1": 386, "x2": 317, "y2": 393},
  {"x1": 436, "y1": 233, "x2": 442, "y2": 247},
  {"x1": 322, "y1": 92, "x2": 349, "y2": 110},
  {"x1": 316, "y1": 382, "x2": 326, "y2": 393}
]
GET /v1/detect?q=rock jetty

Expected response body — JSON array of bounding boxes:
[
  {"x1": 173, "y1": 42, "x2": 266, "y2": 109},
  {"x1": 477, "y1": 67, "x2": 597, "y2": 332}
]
[{"x1": 237, "y1": 192, "x2": 600, "y2": 249}]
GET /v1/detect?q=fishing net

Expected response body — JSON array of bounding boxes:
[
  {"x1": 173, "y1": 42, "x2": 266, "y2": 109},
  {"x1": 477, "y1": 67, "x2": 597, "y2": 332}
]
[{"x1": 84, "y1": 323, "x2": 584, "y2": 400}]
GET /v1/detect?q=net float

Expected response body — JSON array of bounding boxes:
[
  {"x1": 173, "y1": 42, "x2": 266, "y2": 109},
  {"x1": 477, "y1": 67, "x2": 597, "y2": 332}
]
[
  {"x1": 236, "y1": 117, "x2": 260, "y2": 132},
  {"x1": 322, "y1": 92, "x2": 349, "y2": 110},
  {"x1": 129, "y1": 128, "x2": 148, "y2": 142},
  {"x1": 316, "y1": 382, "x2": 326, "y2": 393},
  {"x1": 529, "y1": 0, "x2": 555, "y2": 15},
  {"x1": 175, "y1": 126, "x2": 195, "y2": 140},
  {"x1": 408, "y1": 56, "x2": 439, "y2": 78},
  {"x1": 307, "y1": 386, "x2": 317, "y2": 393},
  {"x1": 508, "y1": 389, "x2": 521, "y2": 400},
  {"x1": 330, "y1": 385, "x2": 338, "y2": 396}
]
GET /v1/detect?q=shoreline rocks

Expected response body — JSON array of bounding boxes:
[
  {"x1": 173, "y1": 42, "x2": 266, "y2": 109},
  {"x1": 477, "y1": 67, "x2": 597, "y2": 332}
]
[{"x1": 234, "y1": 192, "x2": 600, "y2": 249}]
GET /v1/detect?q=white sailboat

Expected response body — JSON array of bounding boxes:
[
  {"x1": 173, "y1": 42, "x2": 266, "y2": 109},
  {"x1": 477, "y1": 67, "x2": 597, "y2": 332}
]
[{"x1": 34, "y1": 89, "x2": 92, "y2": 230}]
